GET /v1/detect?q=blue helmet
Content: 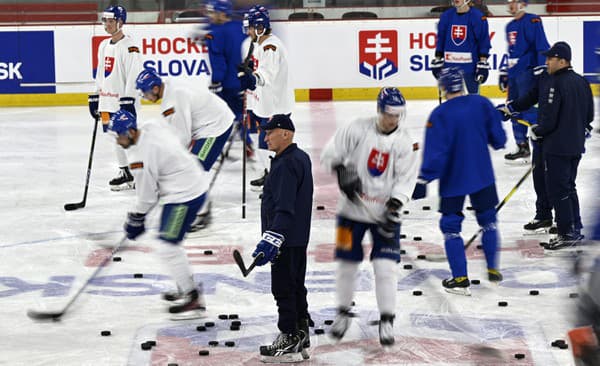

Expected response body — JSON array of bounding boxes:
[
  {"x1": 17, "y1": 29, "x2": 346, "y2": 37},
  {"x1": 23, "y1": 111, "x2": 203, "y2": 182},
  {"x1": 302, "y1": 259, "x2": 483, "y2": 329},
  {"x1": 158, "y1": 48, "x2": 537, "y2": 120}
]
[
  {"x1": 109, "y1": 110, "x2": 137, "y2": 136},
  {"x1": 377, "y1": 87, "x2": 406, "y2": 116},
  {"x1": 246, "y1": 5, "x2": 270, "y2": 30},
  {"x1": 103, "y1": 5, "x2": 127, "y2": 24},
  {"x1": 438, "y1": 67, "x2": 465, "y2": 94},
  {"x1": 136, "y1": 69, "x2": 162, "y2": 93},
  {"x1": 207, "y1": 0, "x2": 232, "y2": 16}
]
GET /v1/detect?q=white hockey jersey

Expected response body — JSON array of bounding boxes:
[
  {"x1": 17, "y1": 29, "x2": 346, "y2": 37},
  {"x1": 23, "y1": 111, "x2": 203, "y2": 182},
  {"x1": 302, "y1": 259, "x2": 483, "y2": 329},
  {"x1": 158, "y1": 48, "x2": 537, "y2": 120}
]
[
  {"x1": 125, "y1": 119, "x2": 209, "y2": 214},
  {"x1": 94, "y1": 34, "x2": 143, "y2": 113},
  {"x1": 160, "y1": 79, "x2": 234, "y2": 147},
  {"x1": 246, "y1": 34, "x2": 294, "y2": 118},
  {"x1": 321, "y1": 117, "x2": 419, "y2": 223},
  {"x1": 241, "y1": 36, "x2": 255, "y2": 112}
]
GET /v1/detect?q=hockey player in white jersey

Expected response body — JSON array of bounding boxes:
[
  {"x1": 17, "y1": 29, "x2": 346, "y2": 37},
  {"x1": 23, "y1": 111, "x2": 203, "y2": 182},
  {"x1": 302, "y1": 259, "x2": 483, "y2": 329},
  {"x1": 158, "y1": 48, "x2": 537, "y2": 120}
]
[
  {"x1": 321, "y1": 87, "x2": 419, "y2": 346},
  {"x1": 238, "y1": 5, "x2": 295, "y2": 188},
  {"x1": 135, "y1": 69, "x2": 234, "y2": 231},
  {"x1": 88, "y1": 5, "x2": 143, "y2": 191},
  {"x1": 108, "y1": 110, "x2": 208, "y2": 320}
]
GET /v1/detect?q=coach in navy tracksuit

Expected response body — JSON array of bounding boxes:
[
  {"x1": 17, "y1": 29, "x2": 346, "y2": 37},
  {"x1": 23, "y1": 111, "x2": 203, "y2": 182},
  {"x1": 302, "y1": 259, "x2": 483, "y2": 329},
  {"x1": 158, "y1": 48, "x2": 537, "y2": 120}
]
[
  {"x1": 251, "y1": 114, "x2": 314, "y2": 356},
  {"x1": 506, "y1": 42, "x2": 594, "y2": 250}
]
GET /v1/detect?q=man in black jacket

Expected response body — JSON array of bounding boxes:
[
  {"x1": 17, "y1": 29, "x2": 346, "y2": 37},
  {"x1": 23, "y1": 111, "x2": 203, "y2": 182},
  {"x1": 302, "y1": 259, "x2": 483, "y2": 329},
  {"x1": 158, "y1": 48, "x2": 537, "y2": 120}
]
[
  {"x1": 500, "y1": 41, "x2": 594, "y2": 250},
  {"x1": 251, "y1": 114, "x2": 314, "y2": 362}
]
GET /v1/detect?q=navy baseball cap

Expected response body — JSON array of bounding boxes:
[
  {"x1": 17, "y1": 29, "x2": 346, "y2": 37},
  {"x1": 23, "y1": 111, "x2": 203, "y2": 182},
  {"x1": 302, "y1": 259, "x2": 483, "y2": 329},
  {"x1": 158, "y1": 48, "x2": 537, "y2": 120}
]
[
  {"x1": 542, "y1": 41, "x2": 571, "y2": 61},
  {"x1": 262, "y1": 114, "x2": 295, "y2": 132}
]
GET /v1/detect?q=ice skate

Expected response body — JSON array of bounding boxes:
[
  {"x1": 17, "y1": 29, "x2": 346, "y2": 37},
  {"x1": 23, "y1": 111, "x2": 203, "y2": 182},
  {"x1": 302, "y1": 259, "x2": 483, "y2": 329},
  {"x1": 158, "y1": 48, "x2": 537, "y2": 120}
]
[
  {"x1": 259, "y1": 332, "x2": 304, "y2": 363},
  {"x1": 250, "y1": 169, "x2": 268, "y2": 192},
  {"x1": 544, "y1": 232, "x2": 584, "y2": 255},
  {"x1": 298, "y1": 318, "x2": 310, "y2": 360},
  {"x1": 109, "y1": 166, "x2": 135, "y2": 191},
  {"x1": 442, "y1": 276, "x2": 471, "y2": 296},
  {"x1": 379, "y1": 314, "x2": 395, "y2": 346},
  {"x1": 504, "y1": 142, "x2": 530, "y2": 165},
  {"x1": 188, "y1": 202, "x2": 211, "y2": 232},
  {"x1": 329, "y1": 307, "x2": 352, "y2": 341},
  {"x1": 168, "y1": 289, "x2": 206, "y2": 320},
  {"x1": 487, "y1": 269, "x2": 503, "y2": 284},
  {"x1": 523, "y1": 218, "x2": 553, "y2": 235}
]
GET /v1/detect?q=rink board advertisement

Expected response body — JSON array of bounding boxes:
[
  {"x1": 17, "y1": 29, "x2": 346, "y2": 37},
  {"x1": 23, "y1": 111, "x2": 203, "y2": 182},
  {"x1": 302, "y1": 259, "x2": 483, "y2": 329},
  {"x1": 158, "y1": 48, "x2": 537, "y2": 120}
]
[{"x1": 0, "y1": 15, "x2": 599, "y2": 104}]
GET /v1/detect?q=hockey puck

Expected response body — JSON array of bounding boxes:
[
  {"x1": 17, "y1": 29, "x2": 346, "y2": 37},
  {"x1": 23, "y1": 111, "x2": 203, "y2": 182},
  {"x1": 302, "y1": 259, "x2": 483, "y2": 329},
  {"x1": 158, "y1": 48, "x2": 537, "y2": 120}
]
[
  {"x1": 225, "y1": 341, "x2": 235, "y2": 347},
  {"x1": 218, "y1": 314, "x2": 228, "y2": 319},
  {"x1": 146, "y1": 340, "x2": 157, "y2": 347},
  {"x1": 514, "y1": 353, "x2": 525, "y2": 359},
  {"x1": 204, "y1": 250, "x2": 213, "y2": 255},
  {"x1": 196, "y1": 325, "x2": 206, "y2": 332},
  {"x1": 324, "y1": 319, "x2": 333, "y2": 325},
  {"x1": 168, "y1": 363, "x2": 179, "y2": 366},
  {"x1": 552, "y1": 339, "x2": 566, "y2": 347},
  {"x1": 569, "y1": 293, "x2": 579, "y2": 298},
  {"x1": 230, "y1": 325, "x2": 240, "y2": 331},
  {"x1": 498, "y1": 301, "x2": 508, "y2": 307},
  {"x1": 403, "y1": 210, "x2": 409, "y2": 215},
  {"x1": 422, "y1": 206, "x2": 431, "y2": 210},
  {"x1": 229, "y1": 314, "x2": 239, "y2": 319},
  {"x1": 400, "y1": 234, "x2": 406, "y2": 239},
  {"x1": 529, "y1": 290, "x2": 540, "y2": 296},
  {"x1": 413, "y1": 236, "x2": 422, "y2": 241},
  {"x1": 466, "y1": 206, "x2": 474, "y2": 211},
  {"x1": 412, "y1": 290, "x2": 423, "y2": 296},
  {"x1": 199, "y1": 350, "x2": 210, "y2": 356},
  {"x1": 133, "y1": 273, "x2": 143, "y2": 278},
  {"x1": 403, "y1": 264, "x2": 413, "y2": 270},
  {"x1": 471, "y1": 279, "x2": 480, "y2": 285},
  {"x1": 316, "y1": 205, "x2": 325, "y2": 210},
  {"x1": 314, "y1": 328, "x2": 325, "y2": 334},
  {"x1": 205, "y1": 321, "x2": 215, "y2": 327},
  {"x1": 112, "y1": 257, "x2": 122, "y2": 262},
  {"x1": 141, "y1": 342, "x2": 152, "y2": 350},
  {"x1": 558, "y1": 343, "x2": 569, "y2": 349},
  {"x1": 208, "y1": 341, "x2": 219, "y2": 346},
  {"x1": 100, "y1": 330, "x2": 111, "y2": 336},
  {"x1": 417, "y1": 254, "x2": 427, "y2": 260},
  {"x1": 231, "y1": 320, "x2": 241, "y2": 326}
]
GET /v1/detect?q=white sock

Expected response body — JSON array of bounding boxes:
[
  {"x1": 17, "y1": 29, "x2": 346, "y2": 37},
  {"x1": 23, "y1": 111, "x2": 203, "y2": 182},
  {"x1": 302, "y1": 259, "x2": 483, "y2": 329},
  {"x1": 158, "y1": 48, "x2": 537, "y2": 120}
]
[
  {"x1": 373, "y1": 259, "x2": 398, "y2": 315},
  {"x1": 336, "y1": 260, "x2": 359, "y2": 309},
  {"x1": 158, "y1": 244, "x2": 195, "y2": 294},
  {"x1": 115, "y1": 143, "x2": 128, "y2": 167}
]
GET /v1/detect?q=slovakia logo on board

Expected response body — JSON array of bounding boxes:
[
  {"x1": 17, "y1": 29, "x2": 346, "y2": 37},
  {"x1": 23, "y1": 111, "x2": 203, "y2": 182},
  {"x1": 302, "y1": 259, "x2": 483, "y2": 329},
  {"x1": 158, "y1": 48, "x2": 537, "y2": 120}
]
[{"x1": 358, "y1": 30, "x2": 398, "y2": 81}]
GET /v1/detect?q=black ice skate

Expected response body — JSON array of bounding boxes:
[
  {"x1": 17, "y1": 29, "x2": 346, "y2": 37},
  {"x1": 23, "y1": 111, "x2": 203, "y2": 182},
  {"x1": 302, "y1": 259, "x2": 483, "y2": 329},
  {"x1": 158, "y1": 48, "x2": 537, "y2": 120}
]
[
  {"x1": 329, "y1": 307, "x2": 352, "y2": 341},
  {"x1": 487, "y1": 269, "x2": 503, "y2": 284},
  {"x1": 379, "y1": 314, "x2": 395, "y2": 346},
  {"x1": 188, "y1": 202, "x2": 211, "y2": 232},
  {"x1": 109, "y1": 166, "x2": 135, "y2": 191},
  {"x1": 442, "y1": 276, "x2": 471, "y2": 296},
  {"x1": 250, "y1": 169, "x2": 268, "y2": 191},
  {"x1": 523, "y1": 218, "x2": 553, "y2": 234},
  {"x1": 504, "y1": 142, "x2": 530, "y2": 164},
  {"x1": 259, "y1": 332, "x2": 304, "y2": 363},
  {"x1": 544, "y1": 232, "x2": 584, "y2": 253},
  {"x1": 168, "y1": 289, "x2": 206, "y2": 320},
  {"x1": 298, "y1": 318, "x2": 311, "y2": 360}
]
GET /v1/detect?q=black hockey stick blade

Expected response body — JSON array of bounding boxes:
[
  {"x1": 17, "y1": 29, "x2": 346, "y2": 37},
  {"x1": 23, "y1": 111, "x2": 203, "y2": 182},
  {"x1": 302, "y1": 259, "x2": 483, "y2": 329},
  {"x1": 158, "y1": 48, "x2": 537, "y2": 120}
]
[
  {"x1": 27, "y1": 309, "x2": 64, "y2": 321},
  {"x1": 232, "y1": 250, "x2": 263, "y2": 277},
  {"x1": 64, "y1": 201, "x2": 85, "y2": 211}
]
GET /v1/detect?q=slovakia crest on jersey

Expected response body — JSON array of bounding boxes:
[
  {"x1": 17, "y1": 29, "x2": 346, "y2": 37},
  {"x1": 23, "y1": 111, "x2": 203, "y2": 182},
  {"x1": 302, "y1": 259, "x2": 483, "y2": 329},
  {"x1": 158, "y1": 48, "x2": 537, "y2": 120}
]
[
  {"x1": 451, "y1": 25, "x2": 468, "y2": 46},
  {"x1": 367, "y1": 149, "x2": 390, "y2": 177},
  {"x1": 508, "y1": 31, "x2": 518, "y2": 46},
  {"x1": 358, "y1": 30, "x2": 398, "y2": 80},
  {"x1": 104, "y1": 56, "x2": 115, "y2": 77}
]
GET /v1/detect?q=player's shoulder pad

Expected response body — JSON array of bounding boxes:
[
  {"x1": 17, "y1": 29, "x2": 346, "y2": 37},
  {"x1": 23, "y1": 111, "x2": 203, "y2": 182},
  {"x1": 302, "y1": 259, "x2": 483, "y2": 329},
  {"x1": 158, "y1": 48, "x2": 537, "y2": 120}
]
[
  {"x1": 412, "y1": 142, "x2": 420, "y2": 151},
  {"x1": 162, "y1": 107, "x2": 175, "y2": 117},
  {"x1": 263, "y1": 44, "x2": 277, "y2": 52},
  {"x1": 130, "y1": 161, "x2": 144, "y2": 170},
  {"x1": 128, "y1": 46, "x2": 140, "y2": 53}
]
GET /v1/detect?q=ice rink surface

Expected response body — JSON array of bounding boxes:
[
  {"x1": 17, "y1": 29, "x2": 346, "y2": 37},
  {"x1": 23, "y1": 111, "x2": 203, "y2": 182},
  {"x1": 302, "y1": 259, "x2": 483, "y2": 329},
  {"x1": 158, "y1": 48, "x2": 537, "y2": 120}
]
[{"x1": 1, "y1": 99, "x2": 599, "y2": 365}]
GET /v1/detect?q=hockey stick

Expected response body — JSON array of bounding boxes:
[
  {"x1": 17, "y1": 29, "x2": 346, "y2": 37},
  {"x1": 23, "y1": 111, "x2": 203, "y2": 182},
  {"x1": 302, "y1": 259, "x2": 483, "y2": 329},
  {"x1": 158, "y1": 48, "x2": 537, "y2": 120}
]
[
  {"x1": 425, "y1": 165, "x2": 534, "y2": 262},
  {"x1": 64, "y1": 117, "x2": 99, "y2": 211},
  {"x1": 27, "y1": 236, "x2": 127, "y2": 320},
  {"x1": 239, "y1": 39, "x2": 255, "y2": 219},
  {"x1": 232, "y1": 249, "x2": 264, "y2": 277}
]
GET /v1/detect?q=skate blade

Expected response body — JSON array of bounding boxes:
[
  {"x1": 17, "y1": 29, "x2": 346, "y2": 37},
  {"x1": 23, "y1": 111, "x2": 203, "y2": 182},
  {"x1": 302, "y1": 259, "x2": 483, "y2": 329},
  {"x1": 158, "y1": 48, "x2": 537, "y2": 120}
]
[
  {"x1": 444, "y1": 287, "x2": 472, "y2": 296},
  {"x1": 260, "y1": 352, "x2": 304, "y2": 363},
  {"x1": 250, "y1": 185, "x2": 263, "y2": 192},
  {"x1": 169, "y1": 309, "x2": 207, "y2": 321},
  {"x1": 523, "y1": 228, "x2": 550, "y2": 236},
  {"x1": 301, "y1": 349, "x2": 310, "y2": 360},
  {"x1": 504, "y1": 159, "x2": 530, "y2": 166},
  {"x1": 110, "y1": 182, "x2": 135, "y2": 191}
]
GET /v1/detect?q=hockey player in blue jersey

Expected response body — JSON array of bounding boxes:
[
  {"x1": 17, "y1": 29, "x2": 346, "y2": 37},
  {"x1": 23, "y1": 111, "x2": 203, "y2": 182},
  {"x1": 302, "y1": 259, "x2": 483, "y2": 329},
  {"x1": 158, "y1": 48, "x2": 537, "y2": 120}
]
[
  {"x1": 412, "y1": 67, "x2": 506, "y2": 296},
  {"x1": 205, "y1": 0, "x2": 253, "y2": 156},
  {"x1": 432, "y1": 0, "x2": 491, "y2": 94},
  {"x1": 500, "y1": 0, "x2": 550, "y2": 164}
]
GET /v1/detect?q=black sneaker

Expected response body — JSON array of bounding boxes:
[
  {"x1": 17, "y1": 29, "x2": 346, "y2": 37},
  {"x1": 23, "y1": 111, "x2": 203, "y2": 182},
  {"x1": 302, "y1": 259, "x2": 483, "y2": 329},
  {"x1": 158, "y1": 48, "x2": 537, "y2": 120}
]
[
  {"x1": 524, "y1": 218, "x2": 552, "y2": 232},
  {"x1": 168, "y1": 289, "x2": 206, "y2": 320},
  {"x1": 259, "y1": 332, "x2": 304, "y2": 363},
  {"x1": 442, "y1": 276, "x2": 471, "y2": 296},
  {"x1": 504, "y1": 142, "x2": 530, "y2": 163},
  {"x1": 487, "y1": 269, "x2": 503, "y2": 283},
  {"x1": 250, "y1": 169, "x2": 268, "y2": 187},
  {"x1": 379, "y1": 313, "x2": 395, "y2": 346},
  {"x1": 109, "y1": 166, "x2": 135, "y2": 191}
]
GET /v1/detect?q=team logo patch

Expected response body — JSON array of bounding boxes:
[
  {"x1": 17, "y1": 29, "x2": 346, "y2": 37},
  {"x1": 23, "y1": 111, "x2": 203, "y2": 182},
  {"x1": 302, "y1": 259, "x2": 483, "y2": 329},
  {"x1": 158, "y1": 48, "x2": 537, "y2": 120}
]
[
  {"x1": 508, "y1": 31, "x2": 518, "y2": 46},
  {"x1": 130, "y1": 162, "x2": 144, "y2": 170},
  {"x1": 358, "y1": 30, "x2": 398, "y2": 80},
  {"x1": 367, "y1": 149, "x2": 390, "y2": 176},
  {"x1": 162, "y1": 107, "x2": 175, "y2": 117},
  {"x1": 451, "y1": 25, "x2": 468, "y2": 46},
  {"x1": 104, "y1": 56, "x2": 114, "y2": 77}
]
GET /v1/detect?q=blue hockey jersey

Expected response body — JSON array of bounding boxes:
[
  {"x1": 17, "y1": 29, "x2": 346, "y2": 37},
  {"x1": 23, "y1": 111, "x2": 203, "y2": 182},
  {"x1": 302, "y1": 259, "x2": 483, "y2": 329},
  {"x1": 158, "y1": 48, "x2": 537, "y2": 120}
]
[
  {"x1": 419, "y1": 94, "x2": 506, "y2": 197},
  {"x1": 505, "y1": 13, "x2": 550, "y2": 78},
  {"x1": 436, "y1": 6, "x2": 491, "y2": 74},
  {"x1": 205, "y1": 19, "x2": 246, "y2": 89}
]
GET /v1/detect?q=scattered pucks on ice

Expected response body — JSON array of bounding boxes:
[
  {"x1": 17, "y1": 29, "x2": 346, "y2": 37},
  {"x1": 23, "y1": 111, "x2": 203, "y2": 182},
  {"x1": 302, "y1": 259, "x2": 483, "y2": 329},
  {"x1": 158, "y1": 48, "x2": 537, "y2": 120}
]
[
  {"x1": 100, "y1": 330, "x2": 111, "y2": 336},
  {"x1": 422, "y1": 206, "x2": 431, "y2": 210},
  {"x1": 218, "y1": 314, "x2": 228, "y2": 320},
  {"x1": 552, "y1": 340, "x2": 566, "y2": 347},
  {"x1": 205, "y1": 321, "x2": 215, "y2": 327},
  {"x1": 146, "y1": 340, "x2": 156, "y2": 347},
  {"x1": 514, "y1": 353, "x2": 525, "y2": 359},
  {"x1": 228, "y1": 314, "x2": 239, "y2": 319},
  {"x1": 498, "y1": 301, "x2": 508, "y2": 307},
  {"x1": 204, "y1": 250, "x2": 213, "y2": 255},
  {"x1": 231, "y1": 320, "x2": 241, "y2": 327},
  {"x1": 133, "y1": 273, "x2": 143, "y2": 278},
  {"x1": 316, "y1": 205, "x2": 325, "y2": 210},
  {"x1": 403, "y1": 264, "x2": 413, "y2": 270},
  {"x1": 400, "y1": 234, "x2": 407, "y2": 239},
  {"x1": 529, "y1": 290, "x2": 540, "y2": 296},
  {"x1": 413, "y1": 236, "x2": 422, "y2": 241},
  {"x1": 314, "y1": 328, "x2": 325, "y2": 334},
  {"x1": 141, "y1": 342, "x2": 152, "y2": 350},
  {"x1": 208, "y1": 341, "x2": 219, "y2": 347},
  {"x1": 400, "y1": 249, "x2": 406, "y2": 255},
  {"x1": 558, "y1": 343, "x2": 569, "y2": 349},
  {"x1": 324, "y1": 320, "x2": 333, "y2": 325},
  {"x1": 569, "y1": 293, "x2": 579, "y2": 298},
  {"x1": 471, "y1": 279, "x2": 480, "y2": 285},
  {"x1": 196, "y1": 325, "x2": 206, "y2": 332},
  {"x1": 199, "y1": 350, "x2": 209, "y2": 356},
  {"x1": 230, "y1": 325, "x2": 240, "y2": 331},
  {"x1": 225, "y1": 341, "x2": 235, "y2": 347},
  {"x1": 112, "y1": 257, "x2": 122, "y2": 262},
  {"x1": 412, "y1": 290, "x2": 423, "y2": 296},
  {"x1": 417, "y1": 254, "x2": 427, "y2": 260},
  {"x1": 403, "y1": 210, "x2": 410, "y2": 215}
]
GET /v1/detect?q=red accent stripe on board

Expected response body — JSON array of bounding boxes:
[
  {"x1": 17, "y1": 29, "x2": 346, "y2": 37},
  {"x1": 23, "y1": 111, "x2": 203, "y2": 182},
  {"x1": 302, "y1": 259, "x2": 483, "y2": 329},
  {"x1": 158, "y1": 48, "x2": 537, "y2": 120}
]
[{"x1": 309, "y1": 89, "x2": 332, "y2": 101}]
